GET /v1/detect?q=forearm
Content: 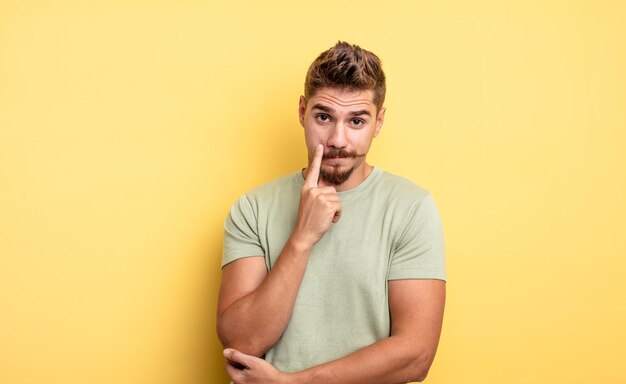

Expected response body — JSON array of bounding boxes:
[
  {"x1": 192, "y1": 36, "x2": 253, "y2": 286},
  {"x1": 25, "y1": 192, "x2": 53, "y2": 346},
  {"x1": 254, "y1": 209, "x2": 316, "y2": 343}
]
[
  {"x1": 217, "y1": 236, "x2": 312, "y2": 356},
  {"x1": 288, "y1": 279, "x2": 445, "y2": 384},
  {"x1": 290, "y1": 335, "x2": 435, "y2": 384}
]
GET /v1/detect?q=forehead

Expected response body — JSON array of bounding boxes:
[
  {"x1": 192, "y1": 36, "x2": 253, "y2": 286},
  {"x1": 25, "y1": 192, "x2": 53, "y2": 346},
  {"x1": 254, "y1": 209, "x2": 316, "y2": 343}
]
[{"x1": 307, "y1": 88, "x2": 376, "y2": 113}]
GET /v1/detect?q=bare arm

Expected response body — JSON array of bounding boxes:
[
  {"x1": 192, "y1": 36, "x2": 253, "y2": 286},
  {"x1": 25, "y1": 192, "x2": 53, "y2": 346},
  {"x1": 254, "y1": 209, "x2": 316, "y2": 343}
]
[
  {"x1": 217, "y1": 144, "x2": 342, "y2": 357},
  {"x1": 225, "y1": 279, "x2": 446, "y2": 384},
  {"x1": 216, "y1": 239, "x2": 311, "y2": 357},
  {"x1": 293, "y1": 279, "x2": 446, "y2": 383}
]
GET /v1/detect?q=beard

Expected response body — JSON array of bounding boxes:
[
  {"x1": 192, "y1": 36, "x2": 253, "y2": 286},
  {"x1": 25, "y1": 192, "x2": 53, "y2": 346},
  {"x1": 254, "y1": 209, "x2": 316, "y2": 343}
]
[
  {"x1": 318, "y1": 148, "x2": 363, "y2": 185},
  {"x1": 320, "y1": 165, "x2": 356, "y2": 185}
]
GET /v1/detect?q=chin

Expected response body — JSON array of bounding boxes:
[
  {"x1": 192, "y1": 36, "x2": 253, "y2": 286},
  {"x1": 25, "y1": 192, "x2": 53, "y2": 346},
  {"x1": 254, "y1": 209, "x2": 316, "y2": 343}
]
[{"x1": 320, "y1": 166, "x2": 355, "y2": 185}]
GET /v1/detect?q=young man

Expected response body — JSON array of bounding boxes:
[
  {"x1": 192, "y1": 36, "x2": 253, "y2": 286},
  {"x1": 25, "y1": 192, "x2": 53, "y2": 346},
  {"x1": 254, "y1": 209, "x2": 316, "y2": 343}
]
[{"x1": 217, "y1": 42, "x2": 446, "y2": 384}]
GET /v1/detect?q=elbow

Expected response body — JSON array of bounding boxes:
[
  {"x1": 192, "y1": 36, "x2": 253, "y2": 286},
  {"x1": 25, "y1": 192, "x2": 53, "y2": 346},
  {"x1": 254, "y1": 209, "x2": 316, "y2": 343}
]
[
  {"x1": 221, "y1": 340, "x2": 268, "y2": 358},
  {"x1": 410, "y1": 367, "x2": 430, "y2": 383},
  {"x1": 414, "y1": 372, "x2": 429, "y2": 383},
  {"x1": 407, "y1": 350, "x2": 435, "y2": 382},
  {"x1": 216, "y1": 325, "x2": 269, "y2": 358}
]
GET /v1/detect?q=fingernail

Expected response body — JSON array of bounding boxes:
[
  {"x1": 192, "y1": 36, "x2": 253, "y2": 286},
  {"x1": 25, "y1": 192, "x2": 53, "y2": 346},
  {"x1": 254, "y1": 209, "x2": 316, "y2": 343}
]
[{"x1": 223, "y1": 349, "x2": 231, "y2": 357}]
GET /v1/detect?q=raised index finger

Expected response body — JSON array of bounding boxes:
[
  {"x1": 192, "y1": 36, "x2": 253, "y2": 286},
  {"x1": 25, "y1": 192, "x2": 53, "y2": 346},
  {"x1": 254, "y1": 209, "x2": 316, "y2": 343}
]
[{"x1": 305, "y1": 144, "x2": 323, "y2": 188}]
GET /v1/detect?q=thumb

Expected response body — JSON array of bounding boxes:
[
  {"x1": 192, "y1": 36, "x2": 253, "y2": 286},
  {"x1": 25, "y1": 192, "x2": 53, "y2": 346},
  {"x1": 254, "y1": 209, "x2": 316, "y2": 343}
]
[{"x1": 224, "y1": 348, "x2": 254, "y2": 368}]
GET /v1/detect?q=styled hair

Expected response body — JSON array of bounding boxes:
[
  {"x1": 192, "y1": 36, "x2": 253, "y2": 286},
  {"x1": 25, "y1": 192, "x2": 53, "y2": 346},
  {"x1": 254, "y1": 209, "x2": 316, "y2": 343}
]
[{"x1": 304, "y1": 41, "x2": 386, "y2": 111}]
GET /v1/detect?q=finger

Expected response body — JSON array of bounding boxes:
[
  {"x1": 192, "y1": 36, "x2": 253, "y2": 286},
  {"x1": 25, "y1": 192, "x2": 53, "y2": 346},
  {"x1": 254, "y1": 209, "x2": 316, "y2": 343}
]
[
  {"x1": 305, "y1": 144, "x2": 323, "y2": 188},
  {"x1": 224, "y1": 348, "x2": 254, "y2": 369},
  {"x1": 225, "y1": 363, "x2": 244, "y2": 383},
  {"x1": 317, "y1": 186, "x2": 337, "y2": 195},
  {"x1": 226, "y1": 359, "x2": 246, "y2": 371},
  {"x1": 332, "y1": 203, "x2": 342, "y2": 223},
  {"x1": 323, "y1": 195, "x2": 341, "y2": 203}
]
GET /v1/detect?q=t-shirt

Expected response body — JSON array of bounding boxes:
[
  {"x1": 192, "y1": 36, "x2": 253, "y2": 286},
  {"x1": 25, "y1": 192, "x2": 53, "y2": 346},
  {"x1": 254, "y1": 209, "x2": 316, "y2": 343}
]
[{"x1": 222, "y1": 167, "x2": 446, "y2": 373}]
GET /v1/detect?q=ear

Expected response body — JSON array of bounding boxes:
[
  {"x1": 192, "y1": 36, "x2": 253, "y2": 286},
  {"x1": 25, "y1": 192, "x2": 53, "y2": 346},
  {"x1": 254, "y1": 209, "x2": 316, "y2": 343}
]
[
  {"x1": 373, "y1": 106, "x2": 386, "y2": 137},
  {"x1": 298, "y1": 96, "x2": 307, "y2": 127}
]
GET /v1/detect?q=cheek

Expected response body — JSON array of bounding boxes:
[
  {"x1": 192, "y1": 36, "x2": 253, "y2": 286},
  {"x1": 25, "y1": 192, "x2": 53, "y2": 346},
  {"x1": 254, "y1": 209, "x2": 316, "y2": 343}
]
[
  {"x1": 304, "y1": 125, "x2": 325, "y2": 144},
  {"x1": 303, "y1": 131, "x2": 321, "y2": 161},
  {"x1": 349, "y1": 131, "x2": 374, "y2": 148},
  {"x1": 303, "y1": 130, "x2": 316, "y2": 147}
]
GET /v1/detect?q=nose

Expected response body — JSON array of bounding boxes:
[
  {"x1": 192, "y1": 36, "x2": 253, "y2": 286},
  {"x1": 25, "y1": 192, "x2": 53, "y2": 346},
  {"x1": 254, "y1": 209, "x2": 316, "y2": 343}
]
[{"x1": 327, "y1": 121, "x2": 348, "y2": 149}]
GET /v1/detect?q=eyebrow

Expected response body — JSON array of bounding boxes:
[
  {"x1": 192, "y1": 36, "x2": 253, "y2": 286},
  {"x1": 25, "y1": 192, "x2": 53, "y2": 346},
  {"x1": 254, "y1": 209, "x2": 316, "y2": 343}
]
[
  {"x1": 312, "y1": 103, "x2": 371, "y2": 117},
  {"x1": 312, "y1": 104, "x2": 334, "y2": 113}
]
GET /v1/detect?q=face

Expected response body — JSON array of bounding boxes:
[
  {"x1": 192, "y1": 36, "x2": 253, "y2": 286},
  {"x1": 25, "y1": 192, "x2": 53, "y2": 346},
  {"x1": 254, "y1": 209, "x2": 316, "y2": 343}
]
[{"x1": 299, "y1": 87, "x2": 386, "y2": 189}]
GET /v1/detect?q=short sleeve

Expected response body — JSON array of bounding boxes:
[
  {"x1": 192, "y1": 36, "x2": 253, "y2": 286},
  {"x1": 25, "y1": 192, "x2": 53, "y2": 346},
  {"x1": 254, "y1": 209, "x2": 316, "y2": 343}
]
[
  {"x1": 388, "y1": 194, "x2": 446, "y2": 281},
  {"x1": 222, "y1": 194, "x2": 265, "y2": 268}
]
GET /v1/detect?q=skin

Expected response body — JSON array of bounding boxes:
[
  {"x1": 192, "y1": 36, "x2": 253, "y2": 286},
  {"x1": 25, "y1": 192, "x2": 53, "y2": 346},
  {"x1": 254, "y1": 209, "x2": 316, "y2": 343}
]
[
  {"x1": 299, "y1": 88, "x2": 386, "y2": 191},
  {"x1": 217, "y1": 88, "x2": 446, "y2": 384}
]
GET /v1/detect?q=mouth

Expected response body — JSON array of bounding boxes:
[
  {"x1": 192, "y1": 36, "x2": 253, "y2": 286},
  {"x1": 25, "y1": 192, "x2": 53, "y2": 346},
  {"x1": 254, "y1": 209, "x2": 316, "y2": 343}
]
[
  {"x1": 323, "y1": 156, "x2": 348, "y2": 164},
  {"x1": 322, "y1": 149, "x2": 359, "y2": 160}
]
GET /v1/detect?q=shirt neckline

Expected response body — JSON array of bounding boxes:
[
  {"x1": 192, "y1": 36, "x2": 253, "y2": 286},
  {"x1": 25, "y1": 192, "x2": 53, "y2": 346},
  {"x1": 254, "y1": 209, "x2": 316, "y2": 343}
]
[{"x1": 294, "y1": 167, "x2": 382, "y2": 202}]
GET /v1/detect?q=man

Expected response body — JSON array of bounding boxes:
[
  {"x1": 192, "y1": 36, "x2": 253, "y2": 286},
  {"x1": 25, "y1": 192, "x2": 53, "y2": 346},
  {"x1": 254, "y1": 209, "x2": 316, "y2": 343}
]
[{"x1": 217, "y1": 41, "x2": 446, "y2": 384}]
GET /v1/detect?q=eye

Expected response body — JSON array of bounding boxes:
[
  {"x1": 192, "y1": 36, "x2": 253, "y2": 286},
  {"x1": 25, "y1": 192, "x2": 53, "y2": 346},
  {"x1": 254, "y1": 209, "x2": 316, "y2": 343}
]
[
  {"x1": 351, "y1": 118, "x2": 364, "y2": 126},
  {"x1": 316, "y1": 114, "x2": 331, "y2": 122}
]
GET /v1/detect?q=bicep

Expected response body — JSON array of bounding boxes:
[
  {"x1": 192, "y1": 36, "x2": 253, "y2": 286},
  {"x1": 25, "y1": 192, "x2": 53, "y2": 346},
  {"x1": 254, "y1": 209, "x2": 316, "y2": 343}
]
[
  {"x1": 388, "y1": 279, "x2": 446, "y2": 353},
  {"x1": 217, "y1": 256, "x2": 267, "y2": 318}
]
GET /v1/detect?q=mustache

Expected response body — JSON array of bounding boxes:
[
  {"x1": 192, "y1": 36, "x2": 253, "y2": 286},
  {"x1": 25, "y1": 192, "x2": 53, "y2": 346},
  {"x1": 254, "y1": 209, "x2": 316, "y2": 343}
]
[{"x1": 323, "y1": 148, "x2": 366, "y2": 159}]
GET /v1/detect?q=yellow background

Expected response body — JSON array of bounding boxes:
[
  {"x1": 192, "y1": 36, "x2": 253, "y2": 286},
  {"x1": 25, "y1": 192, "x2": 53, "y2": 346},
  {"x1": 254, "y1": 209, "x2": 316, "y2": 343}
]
[{"x1": 1, "y1": 1, "x2": 625, "y2": 383}]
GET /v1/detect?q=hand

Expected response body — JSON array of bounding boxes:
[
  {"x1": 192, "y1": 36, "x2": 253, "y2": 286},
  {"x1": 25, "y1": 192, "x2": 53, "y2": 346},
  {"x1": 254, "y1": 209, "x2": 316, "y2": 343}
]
[
  {"x1": 224, "y1": 348, "x2": 291, "y2": 384},
  {"x1": 292, "y1": 144, "x2": 342, "y2": 247}
]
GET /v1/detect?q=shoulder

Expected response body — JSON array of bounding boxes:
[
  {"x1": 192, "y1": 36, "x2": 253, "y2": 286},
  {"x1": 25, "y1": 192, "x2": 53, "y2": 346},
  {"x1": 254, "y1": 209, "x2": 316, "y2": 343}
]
[
  {"x1": 231, "y1": 171, "x2": 302, "y2": 211},
  {"x1": 366, "y1": 169, "x2": 442, "y2": 236},
  {"x1": 373, "y1": 168, "x2": 432, "y2": 205}
]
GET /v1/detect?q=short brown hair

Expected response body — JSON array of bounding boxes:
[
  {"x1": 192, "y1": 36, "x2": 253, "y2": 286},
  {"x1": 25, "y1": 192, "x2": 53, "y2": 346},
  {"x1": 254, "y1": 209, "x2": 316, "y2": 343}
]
[{"x1": 304, "y1": 41, "x2": 386, "y2": 111}]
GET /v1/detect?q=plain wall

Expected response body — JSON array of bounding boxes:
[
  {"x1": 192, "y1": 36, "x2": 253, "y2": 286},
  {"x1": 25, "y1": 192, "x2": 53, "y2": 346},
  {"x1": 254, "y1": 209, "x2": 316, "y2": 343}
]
[{"x1": 1, "y1": 1, "x2": 625, "y2": 383}]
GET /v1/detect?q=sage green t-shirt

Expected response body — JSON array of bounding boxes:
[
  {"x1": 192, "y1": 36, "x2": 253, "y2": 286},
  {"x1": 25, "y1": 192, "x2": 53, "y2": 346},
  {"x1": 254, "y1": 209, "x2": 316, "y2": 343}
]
[{"x1": 222, "y1": 167, "x2": 446, "y2": 373}]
